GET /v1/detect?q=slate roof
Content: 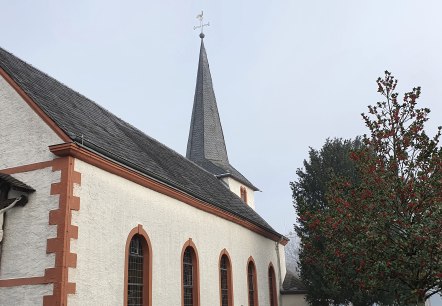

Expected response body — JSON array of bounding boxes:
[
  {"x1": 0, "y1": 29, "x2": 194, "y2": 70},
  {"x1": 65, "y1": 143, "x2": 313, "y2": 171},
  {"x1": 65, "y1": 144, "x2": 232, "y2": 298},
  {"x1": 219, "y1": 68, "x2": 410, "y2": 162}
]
[
  {"x1": 281, "y1": 271, "x2": 307, "y2": 294},
  {"x1": 0, "y1": 46, "x2": 278, "y2": 236},
  {"x1": 186, "y1": 39, "x2": 258, "y2": 191},
  {"x1": 0, "y1": 173, "x2": 35, "y2": 192}
]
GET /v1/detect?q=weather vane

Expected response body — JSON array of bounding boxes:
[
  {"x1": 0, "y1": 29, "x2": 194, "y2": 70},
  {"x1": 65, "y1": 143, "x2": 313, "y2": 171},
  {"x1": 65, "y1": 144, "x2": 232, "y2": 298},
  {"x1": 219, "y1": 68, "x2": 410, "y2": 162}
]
[{"x1": 194, "y1": 11, "x2": 210, "y2": 38}]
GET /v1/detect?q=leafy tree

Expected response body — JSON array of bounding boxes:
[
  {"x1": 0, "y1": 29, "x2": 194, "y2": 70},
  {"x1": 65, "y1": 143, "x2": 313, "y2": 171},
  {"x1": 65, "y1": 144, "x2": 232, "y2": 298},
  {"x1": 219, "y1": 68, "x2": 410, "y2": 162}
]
[
  {"x1": 306, "y1": 71, "x2": 442, "y2": 305},
  {"x1": 291, "y1": 137, "x2": 378, "y2": 305}
]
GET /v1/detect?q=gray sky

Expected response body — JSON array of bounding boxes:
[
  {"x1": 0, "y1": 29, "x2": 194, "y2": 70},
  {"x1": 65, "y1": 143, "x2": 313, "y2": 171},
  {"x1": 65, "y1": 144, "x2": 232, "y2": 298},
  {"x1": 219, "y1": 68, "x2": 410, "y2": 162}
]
[{"x1": 1, "y1": 1, "x2": 441, "y2": 303}]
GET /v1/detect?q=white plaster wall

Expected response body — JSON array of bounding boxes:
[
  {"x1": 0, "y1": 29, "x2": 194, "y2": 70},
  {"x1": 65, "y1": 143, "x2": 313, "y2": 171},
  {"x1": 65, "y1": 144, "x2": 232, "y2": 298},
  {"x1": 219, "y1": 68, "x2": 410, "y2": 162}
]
[
  {"x1": 0, "y1": 284, "x2": 53, "y2": 306},
  {"x1": 70, "y1": 160, "x2": 285, "y2": 306},
  {"x1": 282, "y1": 294, "x2": 309, "y2": 306},
  {"x1": 0, "y1": 77, "x2": 63, "y2": 305},
  {"x1": 0, "y1": 169, "x2": 59, "y2": 279},
  {"x1": 222, "y1": 177, "x2": 255, "y2": 209},
  {"x1": 0, "y1": 75, "x2": 62, "y2": 169}
]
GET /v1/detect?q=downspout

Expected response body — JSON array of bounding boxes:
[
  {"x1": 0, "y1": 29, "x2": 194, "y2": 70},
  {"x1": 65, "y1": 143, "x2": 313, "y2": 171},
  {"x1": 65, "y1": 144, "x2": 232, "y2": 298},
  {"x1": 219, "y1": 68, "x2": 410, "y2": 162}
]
[
  {"x1": 0, "y1": 182, "x2": 9, "y2": 269},
  {"x1": 275, "y1": 237, "x2": 284, "y2": 306}
]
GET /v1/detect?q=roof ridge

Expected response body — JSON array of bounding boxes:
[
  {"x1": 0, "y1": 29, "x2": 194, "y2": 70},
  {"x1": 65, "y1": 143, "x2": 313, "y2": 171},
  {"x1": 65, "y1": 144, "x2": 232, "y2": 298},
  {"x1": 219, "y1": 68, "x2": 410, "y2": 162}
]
[{"x1": 0, "y1": 47, "x2": 100, "y2": 109}]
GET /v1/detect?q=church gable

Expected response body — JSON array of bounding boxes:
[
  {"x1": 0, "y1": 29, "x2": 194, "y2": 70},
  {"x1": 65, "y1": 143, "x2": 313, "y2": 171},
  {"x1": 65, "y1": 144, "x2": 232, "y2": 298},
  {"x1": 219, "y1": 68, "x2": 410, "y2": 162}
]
[{"x1": 0, "y1": 74, "x2": 63, "y2": 170}]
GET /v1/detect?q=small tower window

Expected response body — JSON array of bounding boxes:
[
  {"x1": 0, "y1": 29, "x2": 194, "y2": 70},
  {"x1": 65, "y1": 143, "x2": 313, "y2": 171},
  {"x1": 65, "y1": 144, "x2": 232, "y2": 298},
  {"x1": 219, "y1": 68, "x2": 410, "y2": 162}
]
[{"x1": 240, "y1": 186, "x2": 248, "y2": 203}]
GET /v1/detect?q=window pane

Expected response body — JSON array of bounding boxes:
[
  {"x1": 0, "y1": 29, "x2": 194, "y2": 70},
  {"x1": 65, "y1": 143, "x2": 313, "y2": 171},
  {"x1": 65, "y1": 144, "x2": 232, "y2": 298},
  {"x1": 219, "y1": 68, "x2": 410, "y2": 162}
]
[
  {"x1": 128, "y1": 236, "x2": 144, "y2": 306},
  {"x1": 248, "y1": 263, "x2": 255, "y2": 306},
  {"x1": 269, "y1": 268, "x2": 275, "y2": 306},
  {"x1": 220, "y1": 255, "x2": 229, "y2": 306},
  {"x1": 183, "y1": 248, "x2": 194, "y2": 306}
]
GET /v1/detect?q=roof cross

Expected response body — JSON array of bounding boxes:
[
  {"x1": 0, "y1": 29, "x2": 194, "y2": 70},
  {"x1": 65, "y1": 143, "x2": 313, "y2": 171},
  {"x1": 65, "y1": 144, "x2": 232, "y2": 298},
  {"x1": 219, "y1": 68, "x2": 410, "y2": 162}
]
[{"x1": 194, "y1": 11, "x2": 210, "y2": 37}]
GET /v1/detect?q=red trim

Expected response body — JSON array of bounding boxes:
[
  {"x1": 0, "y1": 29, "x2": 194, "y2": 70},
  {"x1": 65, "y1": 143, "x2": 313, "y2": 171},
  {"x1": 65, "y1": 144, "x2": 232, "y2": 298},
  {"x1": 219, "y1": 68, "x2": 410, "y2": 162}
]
[
  {"x1": 0, "y1": 277, "x2": 48, "y2": 287},
  {"x1": 181, "y1": 239, "x2": 200, "y2": 306},
  {"x1": 0, "y1": 160, "x2": 55, "y2": 175},
  {"x1": 49, "y1": 143, "x2": 288, "y2": 246},
  {"x1": 247, "y1": 256, "x2": 259, "y2": 306},
  {"x1": 124, "y1": 225, "x2": 153, "y2": 306},
  {"x1": 219, "y1": 249, "x2": 234, "y2": 306},
  {"x1": 0, "y1": 67, "x2": 71, "y2": 142},
  {"x1": 268, "y1": 263, "x2": 278, "y2": 306},
  {"x1": 43, "y1": 157, "x2": 81, "y2": 306}
]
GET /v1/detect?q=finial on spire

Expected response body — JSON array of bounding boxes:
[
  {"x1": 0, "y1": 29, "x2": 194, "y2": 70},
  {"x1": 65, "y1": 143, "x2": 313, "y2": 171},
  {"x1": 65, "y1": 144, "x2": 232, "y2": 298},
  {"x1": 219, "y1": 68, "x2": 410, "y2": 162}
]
[{"x1": 194, "y1": 10, "x2": 210, "y2": 38}]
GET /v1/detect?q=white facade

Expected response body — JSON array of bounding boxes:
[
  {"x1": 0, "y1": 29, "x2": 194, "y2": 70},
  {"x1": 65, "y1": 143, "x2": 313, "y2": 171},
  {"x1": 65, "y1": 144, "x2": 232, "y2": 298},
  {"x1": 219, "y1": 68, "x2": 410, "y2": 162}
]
[
  {"x1": 70, "y1": 159, "x2": 285, "y2": 305},
  {"x1": 0, "y1": 75, "x2": 62, "y2": 304}
]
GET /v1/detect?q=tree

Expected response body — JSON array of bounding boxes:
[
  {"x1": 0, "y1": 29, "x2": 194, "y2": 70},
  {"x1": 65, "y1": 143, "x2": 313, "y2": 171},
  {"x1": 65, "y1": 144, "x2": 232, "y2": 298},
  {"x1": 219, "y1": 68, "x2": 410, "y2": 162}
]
[
  {"x1": 304, "y1": 71, "x2": 442, "y2": 305},
  {"x1": 291, "y1": 137, "x2": 380, "y2": 305}
]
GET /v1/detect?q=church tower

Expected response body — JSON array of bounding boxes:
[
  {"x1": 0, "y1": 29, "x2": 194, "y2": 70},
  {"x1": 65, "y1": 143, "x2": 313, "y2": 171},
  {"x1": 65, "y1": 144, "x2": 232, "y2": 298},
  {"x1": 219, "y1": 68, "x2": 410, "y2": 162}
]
[{"x1": 186, "y1": 31, "x2": 259, "y2": 209}]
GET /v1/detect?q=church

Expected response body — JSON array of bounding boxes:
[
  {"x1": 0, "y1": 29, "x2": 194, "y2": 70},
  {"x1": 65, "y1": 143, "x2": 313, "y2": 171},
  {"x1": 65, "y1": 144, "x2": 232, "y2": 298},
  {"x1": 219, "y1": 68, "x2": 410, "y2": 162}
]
[{"x1": 0, "y1": 31, "x2": 306, "y2": 305}]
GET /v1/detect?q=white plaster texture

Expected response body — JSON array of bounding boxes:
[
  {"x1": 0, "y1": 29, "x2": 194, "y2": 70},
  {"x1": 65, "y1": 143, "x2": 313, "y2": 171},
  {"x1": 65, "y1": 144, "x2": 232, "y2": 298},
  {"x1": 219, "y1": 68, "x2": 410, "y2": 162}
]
[
  {"x1": 0, "y1": 169, "x2": 59, "y2": 279},
  {"x1": 70, "y1": 159, "x2": 285, "y2": 306},
  {"x1": 0, "y1": 284, "x2": 53, "y2": 306},
  {"x1": 0, "y1": 75, "x2": 62, "y2": 170},
  {"x1": 222, "y1": 176, "x2": 255, "y2": 209},
  {"x1": 281, "y1": 294, "x2": 309, "y2": 306}
]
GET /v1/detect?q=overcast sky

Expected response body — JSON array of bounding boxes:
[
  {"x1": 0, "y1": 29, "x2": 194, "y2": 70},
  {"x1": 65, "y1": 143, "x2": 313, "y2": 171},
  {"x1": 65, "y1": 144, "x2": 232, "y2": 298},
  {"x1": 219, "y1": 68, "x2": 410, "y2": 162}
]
[{"x1": 1, "y1": 1, "x2": 441, "y2": 303}]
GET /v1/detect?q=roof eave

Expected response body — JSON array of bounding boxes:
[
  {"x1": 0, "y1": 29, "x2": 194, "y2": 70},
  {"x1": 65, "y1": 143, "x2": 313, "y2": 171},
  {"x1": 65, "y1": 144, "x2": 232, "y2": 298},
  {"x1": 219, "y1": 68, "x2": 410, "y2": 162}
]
[{"x1": 49, "y1": 142, "x2": 285, "y2": 244}]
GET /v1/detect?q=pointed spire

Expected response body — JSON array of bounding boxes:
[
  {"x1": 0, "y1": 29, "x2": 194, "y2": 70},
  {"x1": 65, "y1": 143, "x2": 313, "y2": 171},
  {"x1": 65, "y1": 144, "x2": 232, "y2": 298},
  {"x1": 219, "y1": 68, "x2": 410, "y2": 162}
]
[
  {"x1": 186, "y1": 35, "x2": 259, "y2": 192},
  {"x1": 186, "y1": 38, "x2": 229, "y2": 164}
]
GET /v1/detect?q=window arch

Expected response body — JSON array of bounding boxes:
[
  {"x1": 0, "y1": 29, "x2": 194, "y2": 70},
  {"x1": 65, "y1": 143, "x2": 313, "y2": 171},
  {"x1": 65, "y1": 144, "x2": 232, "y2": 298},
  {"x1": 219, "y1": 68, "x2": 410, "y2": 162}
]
[
  {"x1": 268, "y1": 263, "x2": 278, "y2": 306},
  {"x1": 247, "y1": 257, "x2": 258, "y2": 306},
  {"x1": 181, "y1": 239, "x2": 200, "y2": 306},
  {"x1": 219, "y1": 249, "x2": 233, "y2": 306},
  {"x1": 124, "y1": 225, "x2": 152, "y2": 306}
]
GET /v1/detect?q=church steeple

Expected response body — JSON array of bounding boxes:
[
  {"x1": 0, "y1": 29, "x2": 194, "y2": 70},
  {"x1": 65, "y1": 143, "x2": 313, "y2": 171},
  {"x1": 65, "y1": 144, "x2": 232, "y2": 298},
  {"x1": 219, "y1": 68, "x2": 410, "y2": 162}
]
[
  {"x1": 186, "y1": 36, "x2": 229, "y2": 164},
  {"x1": 186, "y1": 30, "x2": 259, "y2": 209}
]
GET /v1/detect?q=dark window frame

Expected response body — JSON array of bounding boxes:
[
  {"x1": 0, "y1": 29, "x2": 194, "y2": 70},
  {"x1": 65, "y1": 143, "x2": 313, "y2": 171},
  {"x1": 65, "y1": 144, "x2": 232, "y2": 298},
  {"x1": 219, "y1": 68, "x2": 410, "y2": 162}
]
[
  {"x1": 181, "y1": 239, "x2": 200, "y2": 306},
  {"x1": 124, "y1": 226, "x2": 152, "y2": 306},
  {"x1": 219, "y1": 249, "x2": 233, "y2": 306},
  {"x1": 268, "y1": 264, "x2": 278, "y2": 306},
  {"x1": 247, "y1": 257, "x2": 259, "y2": 306}
]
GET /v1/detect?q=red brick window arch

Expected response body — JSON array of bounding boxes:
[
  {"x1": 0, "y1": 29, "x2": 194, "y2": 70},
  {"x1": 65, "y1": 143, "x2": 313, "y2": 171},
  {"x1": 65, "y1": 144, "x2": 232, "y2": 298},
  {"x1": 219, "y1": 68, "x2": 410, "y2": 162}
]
[
  {"x1": 124, "y1": 225, "x2": 152, "y2": 306},
  {"x1": 268, "y1": 263, "x2": 278, "y2": 306},
  {"x1": 247, "y1": 257, "x2": 259, "y2": 306},
  {"x1": 181, "y1": 239, "x2": 200, "y2": 306},
  {"x1": 240, "y1": 186, "x2": 248, "y2": 204},
  {"x1": 219, "y1": 249, "x2": 233, "y2": 306}
]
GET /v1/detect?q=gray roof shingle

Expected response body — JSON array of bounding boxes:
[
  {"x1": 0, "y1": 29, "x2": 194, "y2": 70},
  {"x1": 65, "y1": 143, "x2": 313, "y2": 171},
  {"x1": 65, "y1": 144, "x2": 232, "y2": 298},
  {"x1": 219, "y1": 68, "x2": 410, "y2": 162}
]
[
  {"x1": 0, "y1": 173, "x2": 35, "y2": 192},
  {"x1": 0, "y1": 46, "x2": 279, "y2": 237}
]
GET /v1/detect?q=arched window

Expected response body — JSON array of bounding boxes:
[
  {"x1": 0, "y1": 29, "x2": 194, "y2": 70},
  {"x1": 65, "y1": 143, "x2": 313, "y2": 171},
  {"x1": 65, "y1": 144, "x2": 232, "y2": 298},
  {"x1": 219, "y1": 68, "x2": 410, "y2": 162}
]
[
  {"x1": 247, "y1": 257, "x2": 258, "y2": 306},
  {"x1": 219, "y1": 249, "x2": 233, "y2": 306},
  {"x1": 125, "y1": 225, "x2": 152, "y2": 306},
  {"x1": 240, "y1": 186, "x2": 248, "y2": 203},
  {"x1": 268, "y1": 264, "x2": 278, "y2": 306},
  {"x1": 182, "y1": 239, "x2": 200, "y2": 306}
]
